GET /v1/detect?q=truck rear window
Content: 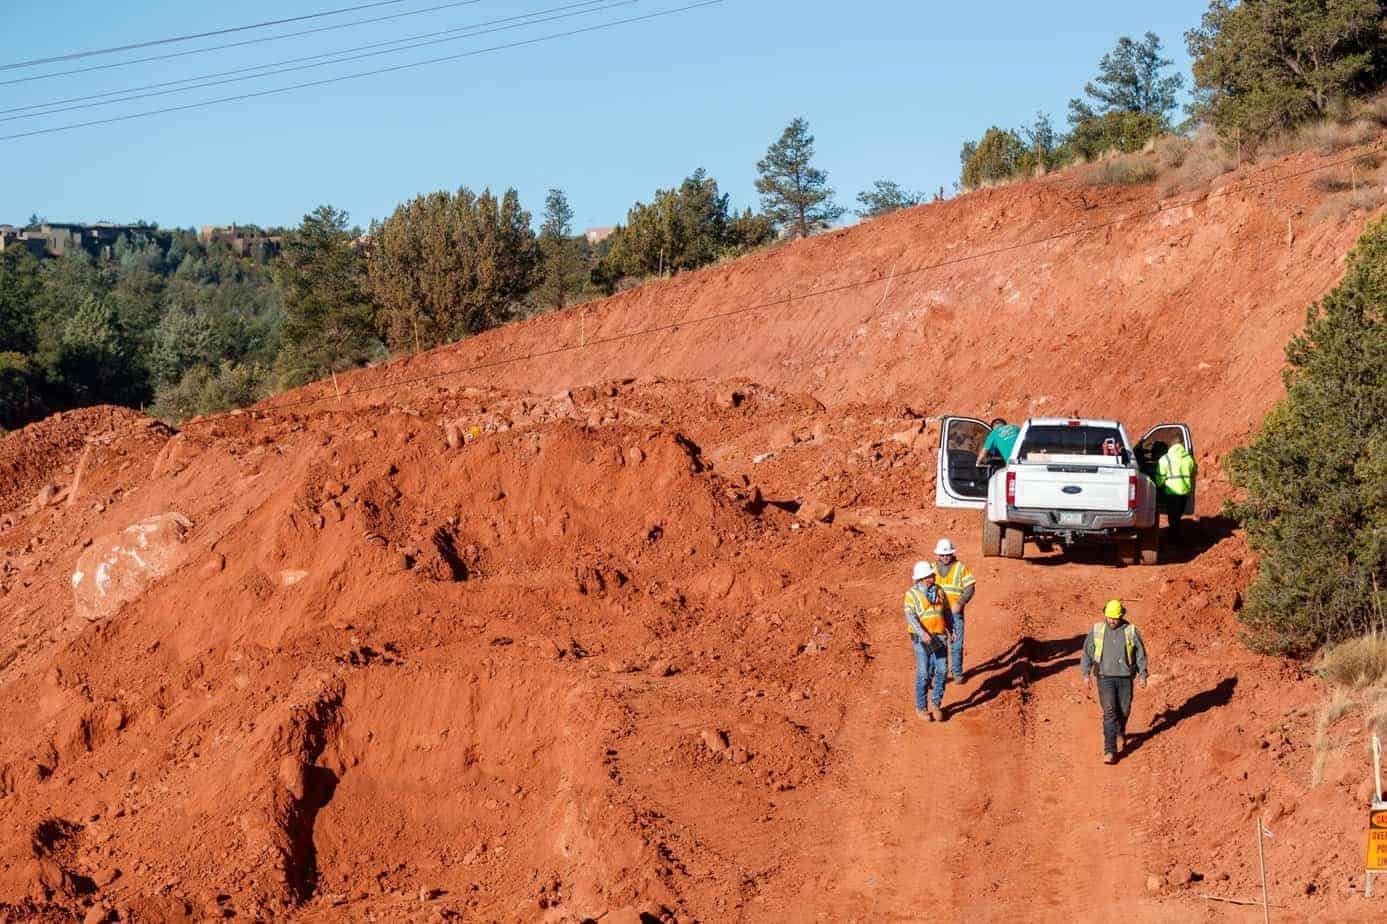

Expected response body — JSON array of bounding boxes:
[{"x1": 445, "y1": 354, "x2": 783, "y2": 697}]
[{"x1": 1019, "y1": 426, "x2": 1125, "y2": 458}]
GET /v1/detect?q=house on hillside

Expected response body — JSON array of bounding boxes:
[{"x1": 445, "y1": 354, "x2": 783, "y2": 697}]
[
  {"x1": 199, "y1": 224, "x2": 282, "y2": 258},
  {"x1": 584, "y1": 226, "x2": 615, "y2": 245}
]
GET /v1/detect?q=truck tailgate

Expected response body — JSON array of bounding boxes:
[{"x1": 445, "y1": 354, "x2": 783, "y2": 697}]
[{"x1": 1013, "y1": 464, "x2": 1130, "y2": 511}]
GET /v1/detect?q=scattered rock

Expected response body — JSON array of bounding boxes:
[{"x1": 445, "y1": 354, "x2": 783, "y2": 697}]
[
  {"x1": 626, "y1": 446, "x2": 646, "y2": 464},
  {"x1": 280, "y1": 570, "x2": 309, "y2": 587},
  {"x1": 82, "y1": 905, "x2": 112, "y2": 924},
  {"x1": 1145, "y1": 874, "x2": 1164, "y2": 893},
  {"x1": 716, "y1": 387, "x2": 745, "y2": 409},
  {"x1": 72, "y1": 512, "x2": 194, "y2": 622},
  {"x1": 796, "y1": 500, "x2": 835, "y2": 524},
  {"x1": 699, "y1": 728, "x2": 729, "y2": 753}
]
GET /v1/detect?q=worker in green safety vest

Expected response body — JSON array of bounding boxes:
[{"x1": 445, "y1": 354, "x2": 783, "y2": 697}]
[
  {"x1": 1079, "y1": 599, "x2": 1149, "y2": 765},
  {"x1": 1154, "y1": 441, "x2": 1196, "y2": 544}
]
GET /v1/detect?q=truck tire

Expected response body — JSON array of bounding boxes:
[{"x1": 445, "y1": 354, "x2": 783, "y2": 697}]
[
  {"x1": 1001, "y1": 525, "x2": 1025, "y2": 560},
  {"x1": 1116, "y1": 538, "x2": 1138, "y2": 565},
  {"x1": 1138, "y1": 527, "x2": 1160, "y2": 566},
  {"x1": 981, "y1": 513, "x2": 1002, "y2": 558}
]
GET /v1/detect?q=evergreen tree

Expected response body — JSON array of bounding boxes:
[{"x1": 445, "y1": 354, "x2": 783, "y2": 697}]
[
  {"x1": 594, "y1": 169, "x2": 772, "y2": 289},
  {"x1": 1187, "y1": 0, "x2": 1387, "y2": 141},
  {"x1": 960, "y1": 127, "x2": 1029, "y2": 188},
  {"x1": 755, "y1": 118, "x2": 843, "y2": 238},
  {"x1": 276, "y1": 205, "x2": 376, "y2": 385},
  {"x1": 855, "y1": 181, "x2": 925, "y2": 219},
  {"x1": 536, "y1": 188, "x2": 584, "y2": 313},
  {"x1": 1227, "y1": 214, "x2": 1387, "y2": 654},
  {"x1": 368, "y1": 187, "x2": 538, "y2": 350},
  {"x1": 1067, "y1": 32, "x2": 1183, "y2": 154}
]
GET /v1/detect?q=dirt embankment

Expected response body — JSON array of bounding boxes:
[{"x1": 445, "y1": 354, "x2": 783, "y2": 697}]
[{"x1": 1, "y1": 144, "x2": 1385, "y2": 923}]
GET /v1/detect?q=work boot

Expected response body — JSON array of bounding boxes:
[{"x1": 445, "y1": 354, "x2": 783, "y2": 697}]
[
  {"x1": 951, "y1": 671, "x2": 964, "y2": 683},
  {"x1": 915, "y1": 708, "x2": 929, "y2": 723},
  {"x1": 1102, "y1": 752, "x2": 1116, "y2": 765},
  {"x1": 929, "y1": 705, "x2": 944, "y2": 722},
  {"x1": 1116, "y1": 734, "x2": 1125, "y2": 754}
]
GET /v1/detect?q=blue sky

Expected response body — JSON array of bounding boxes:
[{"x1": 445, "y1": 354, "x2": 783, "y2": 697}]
[{"x1": 0, "y1": 0, "x2": 1210, "y2": 232}]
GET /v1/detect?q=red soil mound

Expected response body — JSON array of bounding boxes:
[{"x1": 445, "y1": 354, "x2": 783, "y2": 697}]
[{"x1": 2, "y1": 144, "x2": 1385, "y2": 922}]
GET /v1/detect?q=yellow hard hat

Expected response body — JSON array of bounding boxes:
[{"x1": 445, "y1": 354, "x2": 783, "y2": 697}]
[{"x1": 1104, "y1": 599, "x2": 1126, "y2": 620}]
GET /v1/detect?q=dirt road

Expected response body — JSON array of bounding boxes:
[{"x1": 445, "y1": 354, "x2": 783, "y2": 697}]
[{"x1": 744, "y1": 511, "x2": 1255, "y2": 922}]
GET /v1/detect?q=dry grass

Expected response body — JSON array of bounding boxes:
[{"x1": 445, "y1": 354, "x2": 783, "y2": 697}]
[
  {"x1": 1323, "y1": 634, "x2": 1387, "y2": 687},
  {"x1": 1312, "y1": 173, "x2": 1356, "y2": 193},
  {"x1": 1310, "y1": 691, "x2": 1356, "y2": 786},
  {"x1": 1089, "y1": 155, "x2": 1159, "y2": 187},
  {"x1": 1353, "y1": 93, "x2": 1387, "y2": 128},
  {"x1": 1158, "y1": 132, "x2": 1238, "y2": 198}
]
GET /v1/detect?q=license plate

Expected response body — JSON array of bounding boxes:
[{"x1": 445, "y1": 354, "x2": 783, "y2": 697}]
[{"x1": 1058, "y1": 512, "x2": 1083, "y2": 526}]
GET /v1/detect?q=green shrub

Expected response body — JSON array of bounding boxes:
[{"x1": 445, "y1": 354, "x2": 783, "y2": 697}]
[
  {"x1": 149, "y1": 361, "x2": 270, "y2": 422},
  {"x1": 1226, "y1": 216, "x2": 1387, "y2": 655}
]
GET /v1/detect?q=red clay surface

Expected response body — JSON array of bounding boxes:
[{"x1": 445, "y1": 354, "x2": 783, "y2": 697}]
[{"x1": 2, "y1": 146, "x2": 1386, "y2": 922}]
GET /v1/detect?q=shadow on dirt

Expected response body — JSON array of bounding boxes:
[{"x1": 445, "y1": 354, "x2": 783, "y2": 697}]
[
  {"x1": 947, "y1": 632, "x2": 1086, "y2": 717},
  {"x1": 1124, "y1": 675, "x2": 1238, "y2": 755},
  {"x1": 1019, "y1": 514, "x2": 1239, "y2": 568},
  {"x1": 1158, "y1": 514, "x2": 1239, "y2": 564}
]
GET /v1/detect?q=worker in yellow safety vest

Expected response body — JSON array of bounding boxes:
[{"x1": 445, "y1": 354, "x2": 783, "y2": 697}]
[
  {"x1": 903, "y1": 561, "x2": 955, "y2": 722},
  {"x1": 933, "y1": 538, "x2": 976, "y2": 683},
  {"x1": 1154, "y1": 441, "x2": 1196, "y2": 544},
  {"x1": 1079, "y1": 599, "x2": 1149, "y2": 764}
]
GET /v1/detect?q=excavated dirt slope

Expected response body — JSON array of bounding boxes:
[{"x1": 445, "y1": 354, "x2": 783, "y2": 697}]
[{"x1": 2, "y1": 144, "x2": 1385, "y2": 923}]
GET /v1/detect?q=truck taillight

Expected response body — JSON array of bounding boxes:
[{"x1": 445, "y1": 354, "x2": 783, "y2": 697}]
[
  {"x1": 1006, "y1": 471, "x2": 1016, "y2": 505},
  {"x1": 1128, "y1": 475, "x2": 1137, "y2": 510}
]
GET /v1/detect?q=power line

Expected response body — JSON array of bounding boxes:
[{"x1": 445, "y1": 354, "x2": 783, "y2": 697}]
[
  {"x1": 1, "y1": 0, "x2": 626, "y2": 122},
  {"x1": 0, "y1": 2, "x2": 719, "y2": 142},
  {"x1": 219, "y1": 141, "x2": 1382, "y2": 421},
  {"x1": 1, "y1": 0, "x2": 414, "y2": 72},
  {"x1": 0, "y1": 1, "x2": 485, "y2": 88}
]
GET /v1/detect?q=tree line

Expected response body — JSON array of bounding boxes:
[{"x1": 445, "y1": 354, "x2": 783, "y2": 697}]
[
  {"x1": 958, "y1": 1, "x2": 1387, "y2": 188},
  {"x1": 0, "y1": 117, "x2": 882, "y2": 428}
]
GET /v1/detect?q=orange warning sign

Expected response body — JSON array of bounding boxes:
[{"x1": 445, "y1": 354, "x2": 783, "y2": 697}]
[{"x1": 1368, "y1": 810, "x2": 1387, "y2": 870}]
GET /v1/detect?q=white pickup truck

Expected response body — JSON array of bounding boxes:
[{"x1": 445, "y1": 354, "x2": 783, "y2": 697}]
[{"x1": 934, "y1": 416, "x2": 1194, "y2": 565}]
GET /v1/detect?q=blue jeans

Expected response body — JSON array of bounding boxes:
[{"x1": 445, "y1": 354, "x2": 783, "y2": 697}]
[
  {"x1": 1097, "y1": 675, "x2": 1134, "y2": 755},
  {"x1": 949, "y1": 614, "x2": 965, "y2": 676},
  {"x1": 912, "y1": 637, "x2": 948, "y2": 710}
]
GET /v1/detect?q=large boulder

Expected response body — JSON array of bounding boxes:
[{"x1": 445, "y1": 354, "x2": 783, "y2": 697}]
[{"x1": 71, "y1": 513, "x2": 194, "y2": 622}]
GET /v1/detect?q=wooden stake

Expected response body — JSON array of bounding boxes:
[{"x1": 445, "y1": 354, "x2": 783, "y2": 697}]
[
  {"x1": 1198, "y1": 894, "x2": 1284, "y2": 908},
  {"x1": 331, "y1": 370, "x2": 341, "y2": 400},
  {"x1": 1257, "y1": 816, "x2": 1271, "y2": 924}
]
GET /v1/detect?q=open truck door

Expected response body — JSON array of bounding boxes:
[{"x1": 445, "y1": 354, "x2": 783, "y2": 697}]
[
  {"x1": 935, "y1": 416, "x2": 992, "y2": 509},
  {"x1": 1136, "y1": 422, "x2": 1195, "y2": 516}
]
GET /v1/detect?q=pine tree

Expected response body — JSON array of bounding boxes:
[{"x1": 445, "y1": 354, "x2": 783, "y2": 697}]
[
  {"x1": 276, "y1": 205, "x2": 376, "y2": 385},
  {"x1": 1228, "y1": 214, "x2": 1387, "y2": 654},
  {"x1": 537, "y1": 188, "x2": 583, "y2": 313},
  {"x1": 755, "y1": 118, "x2": 843, "y2": 239}
]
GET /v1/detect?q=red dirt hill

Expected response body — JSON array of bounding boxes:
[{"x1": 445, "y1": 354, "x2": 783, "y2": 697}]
[{"x1": 1, "y1": 145, "x2": 1384, "y2": 923}]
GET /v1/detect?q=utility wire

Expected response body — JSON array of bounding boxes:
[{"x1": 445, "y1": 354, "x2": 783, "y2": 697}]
[
  {"x1": 0, "y1": 1, "x2": 485, "y2": 88},
  {"x1": 0, "y1": 2, "x2": 720, "y2": 142},
  {"x1": 223, "y1": 140, "x2": 1382, "y2": 420},
  {"x1": 1, "y1": 0, "x2": 414, "y2": 72},
  {"x1": 1, "y1": 0, "x2": 626, "y2": 122}
]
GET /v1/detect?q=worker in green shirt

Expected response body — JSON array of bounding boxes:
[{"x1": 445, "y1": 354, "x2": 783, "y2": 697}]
[{"x1": 976, "y1": 418, "x2": 1021, "y2": 465}]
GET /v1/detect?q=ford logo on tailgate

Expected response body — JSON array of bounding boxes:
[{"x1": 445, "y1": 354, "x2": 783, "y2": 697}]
[{"x1": 1061, "y1": 485, "x2": 1083, "y2": 495}]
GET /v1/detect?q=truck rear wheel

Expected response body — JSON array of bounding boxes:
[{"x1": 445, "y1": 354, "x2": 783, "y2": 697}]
[
  {"x1": 1138, "y1": 527, "x2": 1160, "y2": 566},
  {"x1": 981, "y1": 513, "x2": 1002, "y2": 558},
  {"x1": 1001, "y1": 525, "x2": 1025, "y2": 560}
]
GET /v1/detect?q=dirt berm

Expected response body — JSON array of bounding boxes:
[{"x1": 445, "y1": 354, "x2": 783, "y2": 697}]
[{"x1": 1, "y1": 146, "x2": 1384, "y2": 922}]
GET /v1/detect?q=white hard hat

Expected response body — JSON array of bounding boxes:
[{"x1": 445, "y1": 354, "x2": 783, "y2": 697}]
[
  {"x1": 934, "y1": 538, "x2": 956, "y2": 556},
  {"x1": 912, "y1": 560, "x2": 935, "y2": 581}
]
